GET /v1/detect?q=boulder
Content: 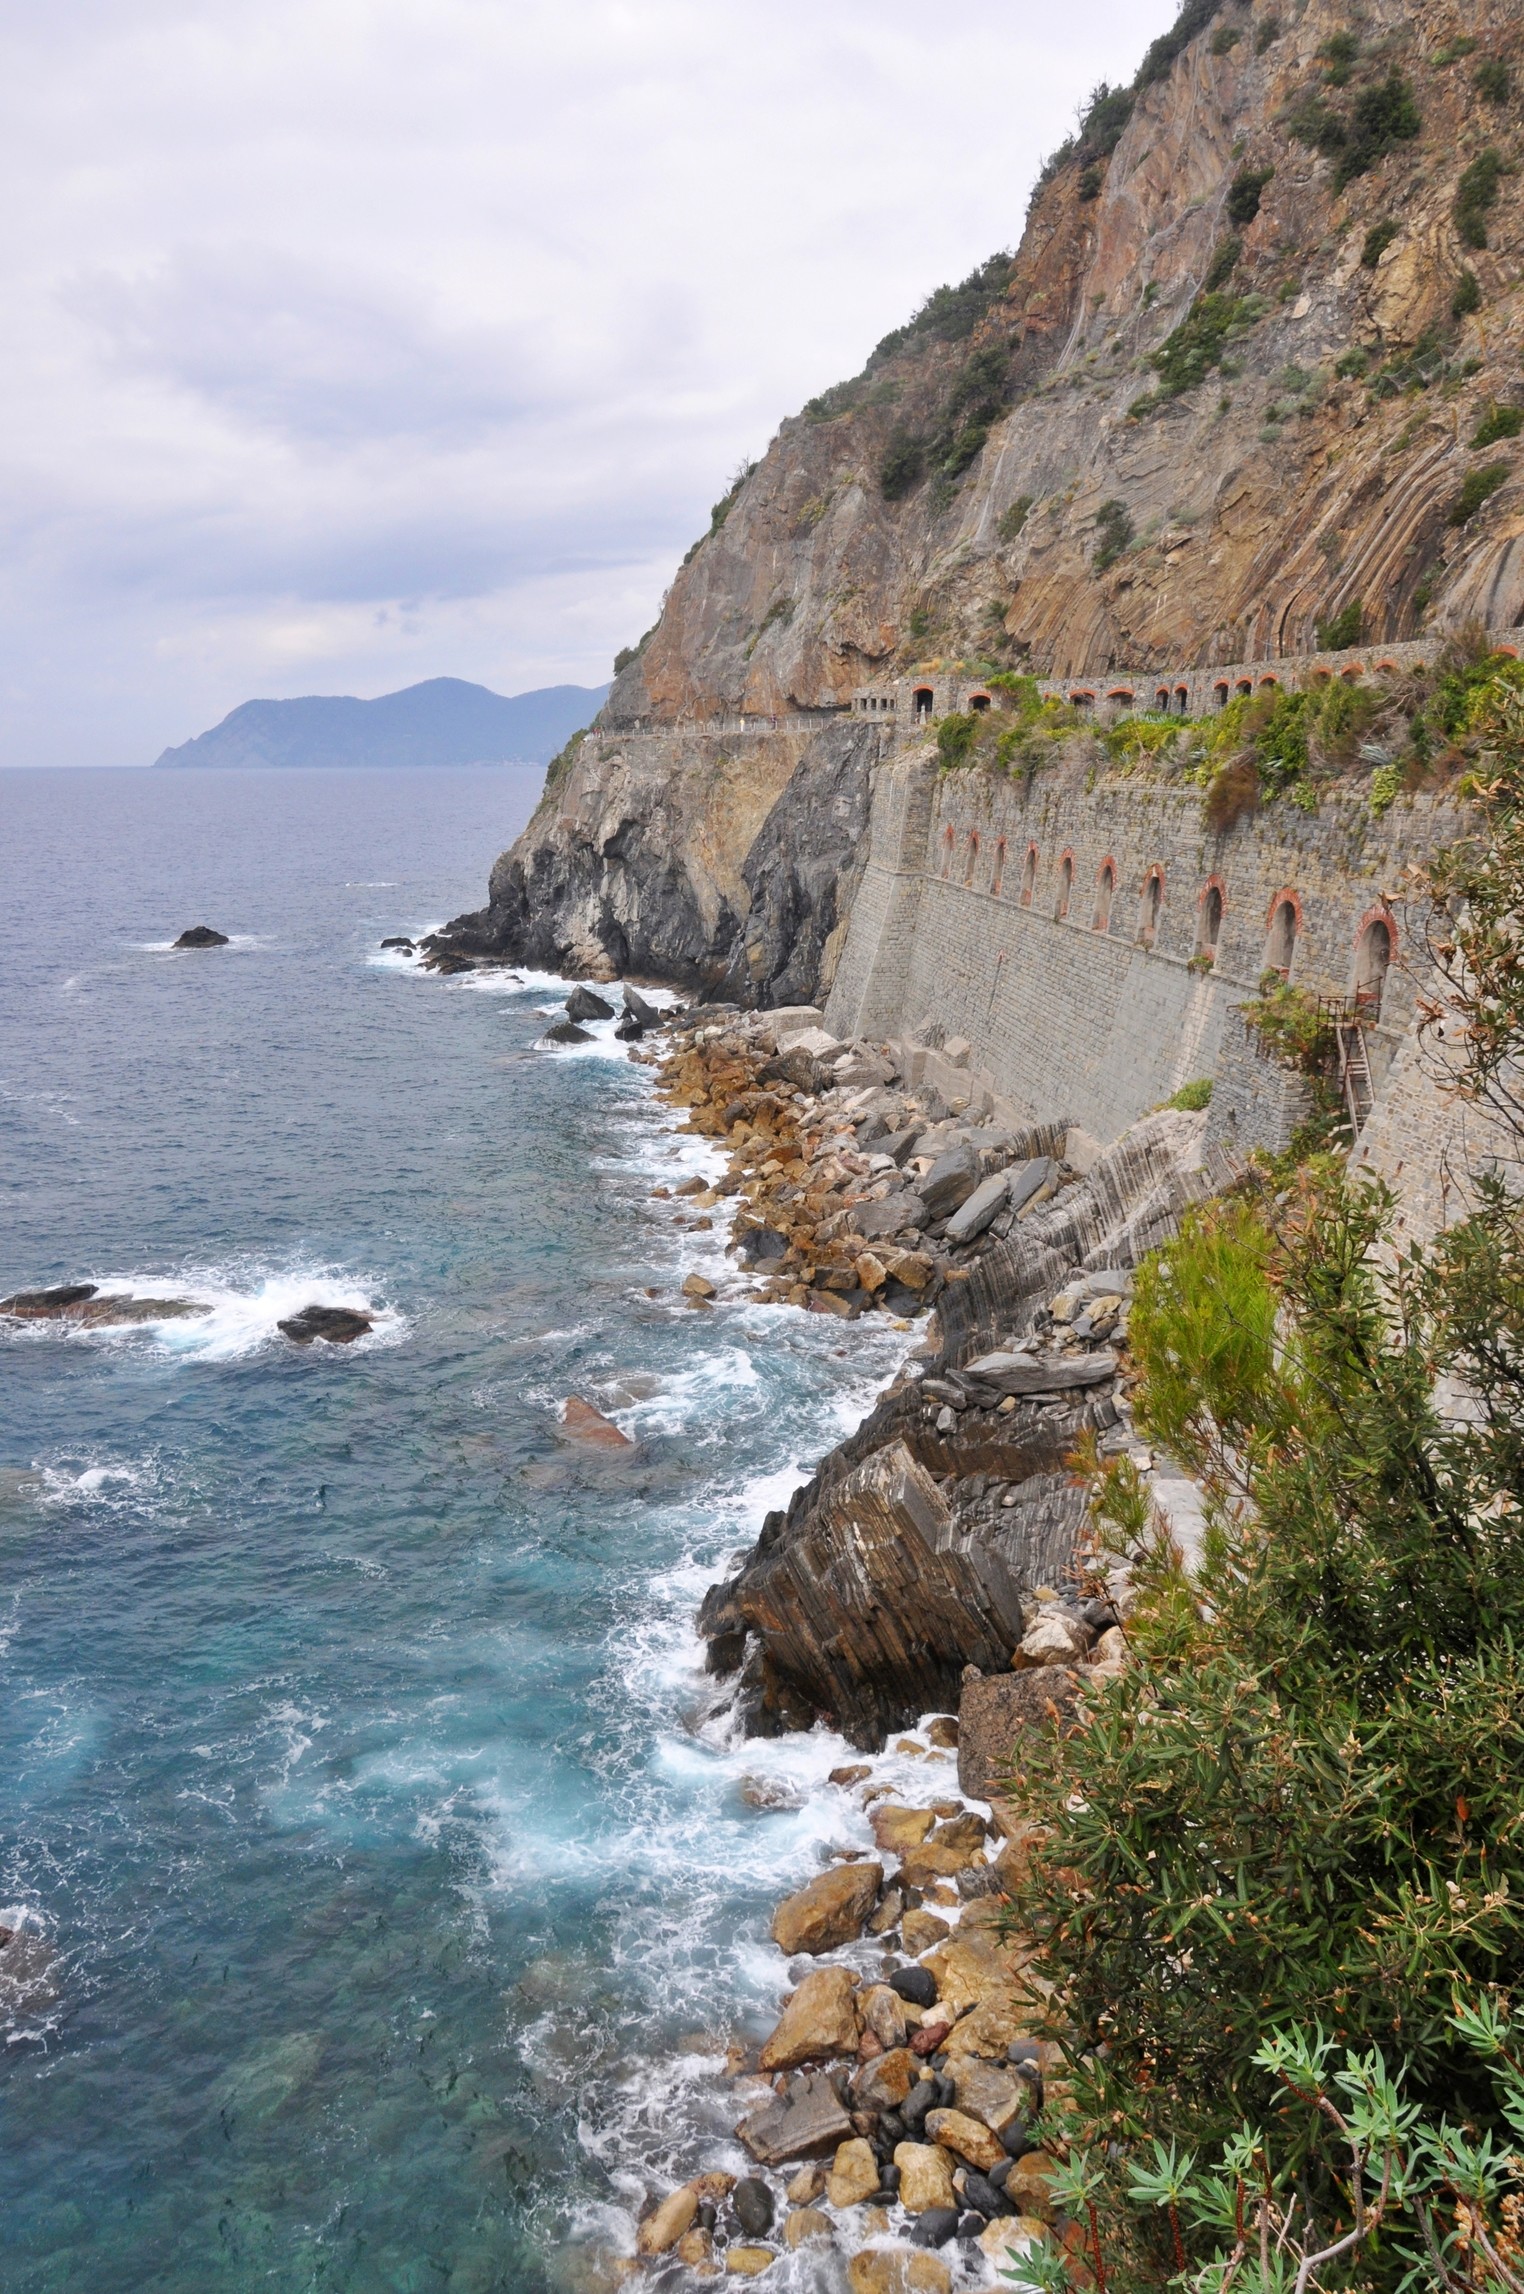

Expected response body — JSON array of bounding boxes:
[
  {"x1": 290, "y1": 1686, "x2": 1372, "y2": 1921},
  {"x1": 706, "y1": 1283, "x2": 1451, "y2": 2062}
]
[
  {"x1": 737, "y1": 2071, "x2": 855, "y2": 2165},
  {"x1": 925, "y1": 2108, "x2": 1006, "y2": 2173},
  {"x1": 559, "y1": 1395, "x2": 634, "y2": 1449},
  {"x1": 853, "y1": 2046, "x2": 916, "y2": 2110},
  {"x1": 725, "y1": 2246, "x2": 777, "y2": 2276},
  {"x1": 776, "y1": 1026, "x2": 840, "y2": 1059},
  {"x1": 896, "y1": 1842, "x2": 974, "y2": 1891},
  {"x1": 542, "y1": 1020, "x2": 592, "y2": 1044},
  {"x1": 848, "y1": 2256, "x2": 952, "y2": 2294},
  {"x1": 1016, "y1": 1611, "x2": 1090, "y2": 1667},
  {"x1": 852, "y1": 1195, "x2": 925, "y2": 1241},
  {"x1": 566, "y1": 986, "x2": 616, "y2": 1023},
  {"x1": 893, "y1": 2141, "x2": 957, "y2": 2213},
  {"x1": 980, "y1": 2218, "x2": 1049, "y2": 2271},
  {"x1": 1004, "y1": 1157, "x2": 1055, "y2": 1216},
  {"x1": 827, "y1": 2138, "x2": 880, "y2": 2208},
  {"x1": 277, "y1": 1304, "x2": 374, "y2": 1346},
  {"x1": 769, "y1": 1861, "x2": 882, "y2": 1955},
  {"x1": 758, "y1": 1967, "x2": 860, "y2": 2071},
  {"x1": 942, "y1": 1171, "x2": 1011, "y2": 1246},
  {"x1": 623, "y1": 984, "x2": 663, "y2": 1027},
  {"x1": 943, "y1": 1989, "x2": 1041, "y2": 2064},
  {"x1": 888, "y1": 1964, "x2": 938, "y2": 2010},
  {"x1": 683, "y1": 1273, "x2": 717, "y2": 1299},
  {"x1": 868, "y1": 1805, "x2": 936, "y2": 1855},
  {"x1": 0, "y1": 1283, "x2": 100, "y2": 1317},
  {"x1": 614, "y1": 1013, "x2": 645, "y2": 1040},
  {"x1": 784, "y1": 2208, "x2": 832, "y2": 2249},
  {"x1": 951, "y1": 2060, "x2": 1026, "y2": 2134},
  {"x1": 858, "y1": 1984, "x2": 908, "y2": 2052},
  {"x1": 961, "y1": 1350, "x2": 1118, "y2": 1397},
  {"x1": 172, "y1": 924, "x2": 229, "y2": 948},
  {"x1": 636, "y1": 2186, "x2": 699, "y2": 2255},
  {"x1": 920, "y1": 1148, "x2": 979, "y2": 1222},
  {"x1": 919, "y1": 1933, "x2": 1019, "y2": 2018},
  {"x1": 901, "y1": 1909, "x2": 950, "y2": 1954},
  {"x1": 732, "y1": 2179, "x2": 775, "y2": 2236},
  {"x1": 1005, "y1": 2152, "x2": 1056, "y2": 2219},
  {"x1": 786, "y1": 2164, "x2": 828, "y2": 2205}
]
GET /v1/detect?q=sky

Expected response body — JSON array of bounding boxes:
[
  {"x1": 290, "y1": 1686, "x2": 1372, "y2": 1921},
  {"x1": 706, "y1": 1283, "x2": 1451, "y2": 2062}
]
[{"x1": 0, "y1": 0, "x2": 1180, "y2": 767}]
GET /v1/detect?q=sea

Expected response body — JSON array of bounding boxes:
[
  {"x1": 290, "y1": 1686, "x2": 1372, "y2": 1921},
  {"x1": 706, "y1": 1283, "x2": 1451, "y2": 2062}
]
[{"x1": 0, "y1": 765, "x2": 915, "y2": 2294}]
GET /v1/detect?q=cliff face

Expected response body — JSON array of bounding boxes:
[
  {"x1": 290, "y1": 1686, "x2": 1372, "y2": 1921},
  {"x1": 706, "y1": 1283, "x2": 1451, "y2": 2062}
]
[{"x1": 443, "y1": 0, "x2": 1524, "y2": 995}]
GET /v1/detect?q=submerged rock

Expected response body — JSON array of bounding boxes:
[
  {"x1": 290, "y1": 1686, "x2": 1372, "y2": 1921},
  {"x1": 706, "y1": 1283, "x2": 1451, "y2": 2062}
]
[
  {"x1": 1, "y1": 1283, "x2": 100, "y2": 1317},
  {"x1": 542, "y1": 1019, "x2": 593, "y2": 1045},
  {"x1": 173, "y1": 924, "x2": 230, "y2": 948},
  {"x1": 559, "y1": 1396, "x2": 634, "y2": 1449},
  {"x1": 277, "y1": 1304, "x2": 375, "y2": 1346},
  {"x1": 380, "y1": 936, "x2": 415, "y2": 952},
  {"x1": 0, "y1": 1285, "x2": 210, "y2": 1328}
]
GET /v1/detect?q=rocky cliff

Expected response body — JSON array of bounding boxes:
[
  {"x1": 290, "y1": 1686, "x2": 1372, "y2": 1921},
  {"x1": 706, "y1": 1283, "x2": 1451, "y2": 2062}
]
[{"x1": 438, "y1": 0, "x2": 1524, "y2": 996}]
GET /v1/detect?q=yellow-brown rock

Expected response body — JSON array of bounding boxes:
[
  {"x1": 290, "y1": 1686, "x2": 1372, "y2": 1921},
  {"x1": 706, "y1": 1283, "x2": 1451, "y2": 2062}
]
[
  {"x1": 758, "y1": 1967, "x2": 860, "y2": 2072},
  {"x1": 900, "y1": 1908, "x2": 950, "y2": 1954},
  {"x1": 925, "y1": 2107, "x2": 1006, "y2": 2173},
  {"x1": 1006, "y1": 2151, "x2": 1057, "y2": 2220},
  {"x1": 769, "y1": 1862, "x2": 882, "y2": 1955},
  {"x1": 826, "y1": 2137, "x2": 880, "y2": 2208},
  {"x1": 868, "y1": 1805, "x2": 936, "y2": 1855},
  {"x1": 980, "y1": 2218, "x2": 1050, "y2": 2271},
  {"x1": 852, "y1": 2046, "x2": 916, "y2": 2110},
  {"x1": 892, "y1": 2141, "x2": 957, "y2": 2213},
  {"x1": 637, "y1": 2185, "x2": 699, "y2": 2254},
  {"x1": 726, "y1": 2246, "x2": 777, "y2": 2276},
  {"x1": 847, "y1": 2256, "x2": 952, "y2": 2294},
  {"x1": 784, "y1": 2208, "x2": 832, "y2": 2249}
]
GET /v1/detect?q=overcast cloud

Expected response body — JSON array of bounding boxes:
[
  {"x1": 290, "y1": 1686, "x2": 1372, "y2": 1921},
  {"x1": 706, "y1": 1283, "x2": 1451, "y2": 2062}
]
[{"x1": 0, "y1": 0, "x2": 1177, "y2": 766}]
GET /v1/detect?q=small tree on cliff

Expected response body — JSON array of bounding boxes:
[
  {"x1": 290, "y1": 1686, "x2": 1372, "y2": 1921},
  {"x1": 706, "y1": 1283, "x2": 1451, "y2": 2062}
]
[{"x1": 1002, "y1": 685, "x2": 1524, "y2": 2288}]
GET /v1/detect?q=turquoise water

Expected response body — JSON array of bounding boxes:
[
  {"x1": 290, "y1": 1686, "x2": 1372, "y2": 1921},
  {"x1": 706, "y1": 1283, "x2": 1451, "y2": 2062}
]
[{"x1": 0, "y1": 767, "x2": 906, "y2": 2293}]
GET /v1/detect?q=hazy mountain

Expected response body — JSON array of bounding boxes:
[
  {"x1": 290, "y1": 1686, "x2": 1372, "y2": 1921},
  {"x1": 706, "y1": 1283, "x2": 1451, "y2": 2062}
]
[{"x1": 152, "y1": 677, "x2": 610, "y2": 769}]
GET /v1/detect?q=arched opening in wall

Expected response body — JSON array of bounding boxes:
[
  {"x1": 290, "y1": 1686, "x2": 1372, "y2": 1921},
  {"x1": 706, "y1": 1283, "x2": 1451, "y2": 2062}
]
[
  {"x1": 1259, "y1": 675, "x2": 1280, "y2": 690},
  {"x1": 1175, "y1": 684, "x2": 1190, "y2": 714},
  {"x1": 1108, "y1": 688, "x2": 1135, "y2": 710},
  {"x1": 914, "y1": 687, "x2": 934, "y2": 719},
  {"x1": 1138, "y1": 867, "x2": 1164, "y2": 948},
  {"x1": 1093, "y1": 862, "x2": 1115, "y2": 933},
  {"x1": 941, "y1": 824, "x2": 956, "y2": 878},
  {"x1": 1312, "y1": 667, "x2": 1332, "y2": 686},
  {"x1": 1499, "y1": 647, "x2": 1520, "y2": 661},
  {"x1": 1198, "y1": 879, "x2": 1225, "y2": 961},
  {"x1": 1021, "y1": 843, "x2": 1038, "y2": 906},
  {"x1": 1342, "y1": 664, "x2": 1363, "y2": 682},
  {"x1": 1354, "y1": 914, "x2": 1393, "y2": 1018},
  {"x1": 1375, "y1": 661, "x2": 1399, "y2": 679},
  {"x1": 1236, "y1": 679, "x2": 1253, "y2": 698},
  {"x1": 1265, "y1": 894, "x2": 1298, "y2": 977},
  {"x1": 964, "y1": 832, "x2": 980, "y2": 887},
  {"x1": 1070, "y1": 690, "x2": 1096, "y2": 709},
  {"x1": 969, "y1": 692, "x2": 991, "y2": 714},
  {"x1": 1056, "y1": 852, "x2": 1073, "y2": 920},
  {"x1": 1214, "y1": 682, "x2": 1230, "y2": 709},
  {"x1": 991, "y1": 837, "x2": 1007, "y2": 897},
  {"x1": 1155, "y1": 686, "x2": 1171, "y2": 710}
]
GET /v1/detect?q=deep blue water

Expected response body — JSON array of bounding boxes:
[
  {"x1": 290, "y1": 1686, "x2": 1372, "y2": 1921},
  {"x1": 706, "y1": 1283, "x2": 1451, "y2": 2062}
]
[{"x1": 0, "y1": 767, "x2": 906, "y2": 2294}]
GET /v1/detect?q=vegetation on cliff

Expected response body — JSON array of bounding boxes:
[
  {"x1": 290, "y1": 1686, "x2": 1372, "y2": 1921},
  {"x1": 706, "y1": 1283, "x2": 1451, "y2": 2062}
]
[{"x1": 998, "y1": 723, "x2": 1524, "y2": 2290}]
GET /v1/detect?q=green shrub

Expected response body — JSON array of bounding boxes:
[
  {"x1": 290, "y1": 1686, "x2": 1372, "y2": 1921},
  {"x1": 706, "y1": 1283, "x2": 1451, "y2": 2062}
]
[
  {"x1": 1255, "y1": 14, "x2": 1280, "y2": 52},
  {"x1": 878, "y1": 428, "x2": 924, "y2": 501},
  {"x1": 1452, "y1": 268, "x2": 1483, "y2": 318},
  {"x1": 1226, "y1": 165, "x2": 1274, "y2": 226},
  {"x1": 1476, "y1": 55, "x2": 1512, "y2": 103},
  {"x1": 1209, "y1": 23, "x2": 1240, "y2": 55},
  {"x1": 1317, "y1": 600, "x2": 1363, "y2": 649},
  {"x1": 1472, "y1": 403, "x2": 1524, "y2": 448},
  {"x1": 1320, "y1": 29, "x2": 1359, "y2": 84},
  {"x1": 1165, "y1": 1077, "x2": 1213, "y2": 1110},
  {"x1": 1077, "y1": 162, "x2": 1102, "y2": 202},
  {"x1": 1457, "y1": 147, "x2": 1505, "y2": 249},
  {"x1": 1450, "y1": 460, "x2": 1509, "y2": 523},
  {"x1": 1431, "y1": 34, "x2": 1478, "y2": 66},
  {"x1": 1201, "y1": 235, "x2": 1242, "y2": 292},
  {"x1": 1142, "y1": 288, "x2": 1267, "y2": 403},
  {"x1": 935, "y1": 711, "x2": 981, "y2": 769},
  {"x1": 997, "y1": 494, "x2": 1033, "y2": 543},
  {"x1": 1334, "y1": 345, "x2": 1369, "y2": 377},
  {"x1": 1092, "y1": 498, "x2": 1135, "y2": 571},
  {"x1": 1294, "y1": 68, "x2": 1421, "y2": 191},
  {"x1": 1360, "y1": 217, "x2": 1398, "y2": 267},
  {"x1": 865, "y1": 250, "x2": 1013, "y2": 369}
]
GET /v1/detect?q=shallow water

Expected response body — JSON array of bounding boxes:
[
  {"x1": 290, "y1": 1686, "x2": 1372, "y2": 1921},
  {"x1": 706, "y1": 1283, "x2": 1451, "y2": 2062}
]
[{"x1": 0, "y1": 765, "x2": 911, "y2": 2293}]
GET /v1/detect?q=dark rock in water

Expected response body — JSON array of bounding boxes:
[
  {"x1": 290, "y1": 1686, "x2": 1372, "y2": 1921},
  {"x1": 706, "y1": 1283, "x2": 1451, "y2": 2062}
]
[
  {"x1": 1, "y1": 1283, "x2": 99, "y2": 1317},
  {"x1": 614, "y1": 1013, "x2": 645, "y2": 1040},
  {"x1": 731, "y1": 2179, "x2": 774, "y2": 2236},
  {"x1": 0, "y1": 1286, "x2": 209, "y2": 1328},
  {"x1": 623, "y1": 984, "x2": 662, "y2": 1028},
  {"x1": 908, "y1": 2208, "x2": 961, "y2": 2248},
  {"x1": 380, "y1": 936, "x2": 415, "y2": 952},
  {"x1": 736, "y1": 2070, "x2": 854, "y2": 2165},
  {"x1": 566, "y1": 985, "x2": 615, "y2": 1023},
  {"x1": 542, "y1": 1020, "x2": 592, "y2": 1045},
  {"x1": 888, "y1": 1965, "x2": 938, "y2": 2009},
  {"x1": 956, "y1": 2211, "x2": 989, "y2": 2240},
  {"x1": 173, "y1": 925, "x2": 230, "y2": 948},
  {"x1": 559, "y1": 1396, "x2": 634, "y2": 1451},
  {"x1": 962, "y1": 2172, "x2": 1009, "y2": 2218},
  {"x1": 0, "y1": 1924, "x2": 60, "y2": 2019},
  {"x1": 738, "y1": 1224, "x2": 789, "y2": 1266},
  {"x1": 277, "y1": 1305, "x2": 374, "y2": 1346}
]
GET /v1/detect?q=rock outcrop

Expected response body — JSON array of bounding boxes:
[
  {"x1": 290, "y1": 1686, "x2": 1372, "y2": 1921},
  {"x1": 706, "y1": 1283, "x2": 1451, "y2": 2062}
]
[{"x1": 435, "y1": 0, "x2": 1524, "y2": 1000}]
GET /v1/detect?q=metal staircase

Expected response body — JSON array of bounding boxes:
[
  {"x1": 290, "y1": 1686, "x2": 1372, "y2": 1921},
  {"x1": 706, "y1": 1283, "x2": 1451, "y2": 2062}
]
[{"x1": 1337, "y1": 1016, "x2": 1375, "y2": 1137}]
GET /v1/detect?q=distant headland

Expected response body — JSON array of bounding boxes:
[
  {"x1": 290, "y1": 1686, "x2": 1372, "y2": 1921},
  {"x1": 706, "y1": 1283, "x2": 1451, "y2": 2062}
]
[{"x1": 151, "y1": 676, "x2": 610, "y2": 770}]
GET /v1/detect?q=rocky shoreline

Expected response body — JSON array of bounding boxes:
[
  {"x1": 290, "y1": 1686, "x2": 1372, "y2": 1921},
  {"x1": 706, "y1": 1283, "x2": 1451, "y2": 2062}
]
[{"x1": 564, "y1": 997, "x2": 1224, "y2": 2290}]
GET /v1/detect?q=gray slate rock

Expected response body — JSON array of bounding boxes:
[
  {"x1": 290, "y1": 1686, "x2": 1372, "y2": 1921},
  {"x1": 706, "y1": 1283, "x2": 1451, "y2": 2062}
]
[
  {"x1": 736, "y1": 2071, "x2": 854, "y2": 2165},
  {"x1": 963, "y1": 1348, "x2": 1118, "y2": 1396},
  {"x1": 542, "y1": 1020, "x2": 593, "y2": 1044},
  {"x1": 921, "y1": 1146, "x2": 979, "y2": 1221},
  {"x1": 943, "y1": 1171, "x2": 1011, "y2": 1246},
  {"x1": 565, "y1": 985, "x2": 615, "y2": 1023},
  {"x1": 1005, "y1": 1157, "x2": 1055, "y2": 1216},
  {"x1": 854, "y1": 1193, "x2": 926, "y2": 1241},
  {"x1": 622, "y1": 984, "x2": 662, "y2": 1027}
]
